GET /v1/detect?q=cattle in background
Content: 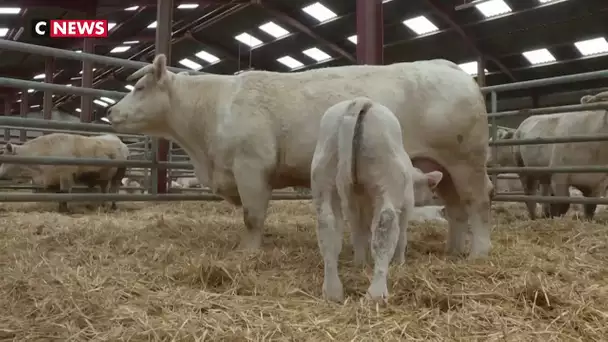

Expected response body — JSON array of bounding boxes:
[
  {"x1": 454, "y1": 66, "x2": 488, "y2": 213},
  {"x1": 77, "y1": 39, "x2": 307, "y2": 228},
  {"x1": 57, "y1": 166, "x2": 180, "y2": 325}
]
[
  {"x1": 510, "y1": 91, "x2": 608, "y2": 220},
  {"x1": 311, "y1": 97, "x2": 443, "y2": 302},
  {"x1": 107, "y1": 54, "x2": 493, "y2": 260},
  {"x1": 0, "y1": 133, "x2": 130, "y2": 212}
]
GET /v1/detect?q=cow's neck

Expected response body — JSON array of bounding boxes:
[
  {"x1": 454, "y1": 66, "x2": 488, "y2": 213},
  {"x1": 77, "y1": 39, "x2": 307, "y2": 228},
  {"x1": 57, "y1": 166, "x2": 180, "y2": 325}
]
[{"x1": 162, "y1": 76, "x2": 226, "y2": 186}]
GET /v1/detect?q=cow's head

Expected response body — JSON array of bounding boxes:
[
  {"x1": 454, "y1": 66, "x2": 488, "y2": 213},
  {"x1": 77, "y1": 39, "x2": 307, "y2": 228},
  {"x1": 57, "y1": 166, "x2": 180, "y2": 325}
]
[
  {"x1": 411, "y1": 168, "x2": 443, "y2": 206},
  {"x1": 0, "y1": 142, "x2": 24, "y2": 180},
  {"x1": 107, "y1": 54, "x2": 174, "y2": 135}
]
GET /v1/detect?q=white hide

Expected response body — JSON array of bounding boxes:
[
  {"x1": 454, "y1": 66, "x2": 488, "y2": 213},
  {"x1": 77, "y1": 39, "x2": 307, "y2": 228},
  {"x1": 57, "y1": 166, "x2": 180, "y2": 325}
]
[
  {"x1": 175, "y1": 176, "x2": 200, "y2": 188},
  {"x1": 310, "y1": 97, "x2": 443, "y2": 302},
  {"x1": 409, "y1": 205, "x2": 447, "y2": 223},
  {"x1": 107, "y1": 54, "x2": 492, "y2": 257}
]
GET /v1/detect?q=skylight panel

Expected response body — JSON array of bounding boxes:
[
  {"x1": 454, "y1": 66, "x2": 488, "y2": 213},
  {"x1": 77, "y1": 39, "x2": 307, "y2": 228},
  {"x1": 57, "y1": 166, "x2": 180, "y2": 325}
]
[
  {"x1": 277, "y1": 56, "x2": 304, "y2": 69},
  {"x1": 93, "y1": 99, "x2": 109, "y2": 107},
  {"x1": 475, "y1": 0, "x2": 512, "y2": 18},
  {"x1": 522, "y1": 48, "x2": 556, "y2": 65},
  {"x1": 125, "y1": 6, "x2": 139, "y2": 11},
  {"x1": 195, "y1": 50, "x2": 220, "y2": 63},
  {"x1": 574, "y1": 37, "x2": 608, "y2": 56},
  {"x1": 303, "y1": 47, "x2": 331, "y2": 62},
  {"x1": 177, "y1": 4, "x2": 198, "y2": 9},
  {"x1": 110, "y1": 46, "x2": 131, "y2": 53},
  {"x1": 100, "y1": 97, "x2": 116, "y2": 104},
  {"x1": 125, "y1": 85, "x2": 134, "y2": 91},
  {"x1": 66, "y1": 84, "x2": 72, "y2": 87},
  {"x1": 0, "y1": 28, "x2": 8, "y2": 37},
  {"x1": 123, "y1": 40, "x2": 139, "y2": 44},
  {"x1": 383, "y1": 0, "x2": 393, "y2": 2},
  {"x1": 403, "y1": 15, "x2": 439, "y2": 35},
  {"x1": 538, "y1": 0, "x2": 562, "y2": 3},
  {"x1": 0, "y1": 7, "x2": 21, "y2": 14},
  {"x1": 458, "y1": 61, "x2": 488, "y2": 76},
  {"x1": 27, "y1": 89, "x2": 34, "y2": 93},
  {"x1": 108, "y1": 22, "x2": 116, "y2": 31},
  {"x1": 75, "y1": 50, "x2": 82, "y2": 53},
  {"x1": 147, "y1": 21, "x2": 157, "y2": 28},
  {"x1": 259, "y1": 21, "x2": 290, "y2": 39},
  {"x1": 302, "y1": 2, "x2": 337, "y2": 23},
  {"x1": 347, "y1": 35, "x2": 357, "y2": 44},
  {"x1": 234, "y1": 33, "x2": 263, "y2": 48},
  {"x1": 30, "y1": 105, "x2": 40, "y2": 108},
  {"x1": 178, "y1": 58, "x2": 203, "y2": 70},
  {"x1": 100, "y1": 117, "x2": 110, "y2": 123},
  {"x1": 33, "y1": 73, "x2": 45, "y2": 80},
  {"x1": 75, "y1": 108, "x2": 81, "y2": 112}
]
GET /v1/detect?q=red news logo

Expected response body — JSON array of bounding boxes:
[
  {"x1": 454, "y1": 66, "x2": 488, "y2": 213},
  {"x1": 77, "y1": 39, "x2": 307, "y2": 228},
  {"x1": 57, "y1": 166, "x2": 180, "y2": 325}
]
[{"x1": 32, "y1": 19, "x2": 108, "y2": 38}]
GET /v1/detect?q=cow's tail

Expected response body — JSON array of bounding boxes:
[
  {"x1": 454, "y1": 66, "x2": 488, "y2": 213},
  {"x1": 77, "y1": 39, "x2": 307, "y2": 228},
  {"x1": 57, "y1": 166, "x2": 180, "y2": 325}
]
[{"x1": 337, "y1": 97, "x2": 373, "y2": 189}]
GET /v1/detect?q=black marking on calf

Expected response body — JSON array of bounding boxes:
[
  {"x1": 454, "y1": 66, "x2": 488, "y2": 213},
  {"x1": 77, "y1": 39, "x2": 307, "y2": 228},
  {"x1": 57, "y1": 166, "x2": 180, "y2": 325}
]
[
  {"x1": 351, "y1": 101, "x2": 373, "y2": 186},
  {"x1": 456, "y1": 134, "x2": 463, "y2": 144}
]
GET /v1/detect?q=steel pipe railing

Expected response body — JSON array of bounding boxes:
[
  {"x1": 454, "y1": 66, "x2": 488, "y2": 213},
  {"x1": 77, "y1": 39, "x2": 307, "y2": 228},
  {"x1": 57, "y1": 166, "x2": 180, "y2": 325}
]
[
  {"x1": 481, "y1": 69, "x2": 608, "y2": 93},
  {"x1": 0, "y1": 77, "x2": 126, "y2": 98},
  {"x1": 487, "y1": 102, "x2": 608, "y2": 119},
  {"x1": 489, "y1": 134, "x2": 608, "y2": 146},
  {"x1": 0, "y1": 155, "x2": 193, "y2": 169},
  {"x1": 0, "y1": 192, "x2": 311, "y2": 202},
  {"x1": 488, "y1": 166, "x2": 608, "y2": 174},
  {"x1": 493, "y1": 195, "x2": 608, "y2": 205}
]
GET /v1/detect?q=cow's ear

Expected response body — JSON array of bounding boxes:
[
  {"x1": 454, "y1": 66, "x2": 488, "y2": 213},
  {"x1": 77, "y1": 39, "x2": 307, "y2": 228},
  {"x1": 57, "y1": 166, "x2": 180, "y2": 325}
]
[
  {"x1": 425, "y1": 171, "x2": 443, "y2": 189},
  {"x1": 152, "y1": 54, "x2": 168, "y2": 81},
  {"x1": 5, "y1": 143, "x2": 16, "y2": 154}
]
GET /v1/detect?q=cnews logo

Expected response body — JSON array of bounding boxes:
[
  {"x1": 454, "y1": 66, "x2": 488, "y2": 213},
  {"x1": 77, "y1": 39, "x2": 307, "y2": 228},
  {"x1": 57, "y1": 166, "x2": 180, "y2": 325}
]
[{"x1": 31, "y1": 19, "x2": 108, "y2": 38}]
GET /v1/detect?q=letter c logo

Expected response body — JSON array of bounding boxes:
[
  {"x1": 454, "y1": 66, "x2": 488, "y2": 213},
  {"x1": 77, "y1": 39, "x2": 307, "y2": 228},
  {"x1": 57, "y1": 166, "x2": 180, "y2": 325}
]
[{"x1": 34, "y1": 21, "x2": 46, "y2": 36}]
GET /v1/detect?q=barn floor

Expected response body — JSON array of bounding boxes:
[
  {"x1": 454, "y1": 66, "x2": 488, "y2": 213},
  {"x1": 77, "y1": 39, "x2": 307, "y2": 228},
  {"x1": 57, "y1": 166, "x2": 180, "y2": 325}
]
[{"x1": 0, "y1": 199, "x2": 606, "y2": 341}]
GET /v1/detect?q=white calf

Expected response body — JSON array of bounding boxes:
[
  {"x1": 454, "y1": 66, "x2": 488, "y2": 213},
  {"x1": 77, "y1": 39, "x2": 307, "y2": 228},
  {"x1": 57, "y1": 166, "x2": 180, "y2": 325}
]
[
  {"x1": 410, "y1": 205, "x2": 447, "y2": 223},
  {"x1": 311, "y1": 97, "x2": 443, "y2": 302}
]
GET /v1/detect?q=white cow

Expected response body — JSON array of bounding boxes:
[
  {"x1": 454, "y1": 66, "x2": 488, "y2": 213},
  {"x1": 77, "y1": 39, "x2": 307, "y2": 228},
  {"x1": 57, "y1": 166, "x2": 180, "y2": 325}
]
[
  {"x1": 311, "y1": 97, "x2": 443, "y2": 302},
  {"x1": 175, "y1": 176, "x2": 200, "y2": 188},
  {"x1": 510, "y1": 92, "x2": 608, "y2": 219},
  {"x1": 107, "y1": 54, "x2": 493, "y2": 258},
  {"x1": 410, "y1": 205, "x2": 447, "y2": 223}
]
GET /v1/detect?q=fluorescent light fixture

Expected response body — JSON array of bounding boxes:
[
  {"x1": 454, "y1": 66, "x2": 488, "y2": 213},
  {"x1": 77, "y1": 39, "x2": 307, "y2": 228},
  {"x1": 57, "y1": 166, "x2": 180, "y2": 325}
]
[
  {"x1": 277, "y1": 56, "x2": 304, "y2": 69},
  {"x1": 0, "y1": 28, "x2": 8, "y2": 37},
  {"x1": 403, "y1": 15, "x2": 439, "y2": 35},
  {"x1": 258, "y1": 21, "x2": 289, "y2": 39},
  {"x1": 108, "y1": 22, "x2": 116, "y2": 31},
  {"x1": 458, "y1": 61, "x2": 488, "y2": 76},
  {"x1": 75, "y1": 50, "x2": 82, "y2": 53},
  {"x1": 93, "y1": 99, "x2": 109, "y2": 107},
  {"x1": 79, "y1": 68, "x2": 97, "y2": 74},
  {"x1": 303, "y1": 47, "x2": 331, "y2": 62},
  {"x1": 125, "y1": 85, "x2": 134, "y2": 91},
  {"x1": 27, "y1": 89, "x2": 34, "y2": 93},
  {"x1": 16, "y1": 99, "x2": 20, "y2": 102},
  {"x1": 100, "y1": 97, "x2": 116, "y2": 104},
  {"x1": 475, "y1": 0, "x2": 512, "y2": 18},
  {"x1": 75, "y1": 108, "x2": 82, "y2": 112},
  {"x1": 382, "y1": 0, "x2": 393, "y2": 2},
  {"x1": 70, "y1": 77, "x2": 81, "y2": 80},
  {"x1": 178, "y1": 58, "x2": 203, "y2": 70},
  {"x1": 302, "y1": 2, "x2": 337, "y2": 23},
  {"x1": 125, "y1": 6, "x2": 139, "y2": 11},
  {"x1": 522, "y1": 48, "x2": 556, "y2": 65},
  {"x1": 347, "y1": 35, "x2": 357, "y2": 44},
  {"x1": 147, "y1": 21, "x2": 157, "y2": 28},
  {"x1": 0, "y1": 7, "x2": 21, "y2": 14},
  {"x1": 100, "y1": 117, "x2": 111, "y2": 123},
  {"x1": 66, "y1": 84, "x2": 72, "y2": 87},
  {"x1": 177, "y1": 4, "x2": 198, "y2": 9},
  {"x1": 33, "y1": 73, "x2": 45, "y2": 80},
  {"x1": 30, "y1": 105, "x2": 40, "y2": 108},
  {"x1": 234, "y1": 32, "x2": 263, "y2": 48},
  {"x1": 538, "y1": 0, "x2": 562, "y2": 3},
  {"x1": 123, "y1": 40, "x2": 139, "y2": 44},
  {"x1": 110, "y1": 46, "x2": 131, "y2": 53},
  {"x1": 574, "y1": 37, "x2": 608, "y2": 56},
  {"x1": 195, "y1": 50, "x2": 220, "y2": 63}
]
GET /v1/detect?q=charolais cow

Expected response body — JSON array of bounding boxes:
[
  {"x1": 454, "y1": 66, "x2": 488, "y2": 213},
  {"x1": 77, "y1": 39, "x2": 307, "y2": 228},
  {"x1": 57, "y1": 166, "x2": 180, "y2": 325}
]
[
  {"x1": 0, "y1": 133, "x2": 129, "y2": 212},
  {"x1": 510, "y1": 91, "x2": 608, "y2": 219},
  {"x1": 107, "y1": 54, "x2": 493, "y2": 258},
  {"x1": 410, "y1": 205, "x2": 447, "y2": 223},
  {"x1": 311, "y1": 97, "x2": 443, "y2": 302}
]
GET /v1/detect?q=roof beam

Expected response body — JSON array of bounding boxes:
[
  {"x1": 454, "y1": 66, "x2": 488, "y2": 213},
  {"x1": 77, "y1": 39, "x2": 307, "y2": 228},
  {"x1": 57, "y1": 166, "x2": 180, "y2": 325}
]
[
  {"x1": 424, "y1": 0, "x2": 516, "y2": 82},
  {"x1": 257, "y1": 3, "x2": 357, "y2": 64}
]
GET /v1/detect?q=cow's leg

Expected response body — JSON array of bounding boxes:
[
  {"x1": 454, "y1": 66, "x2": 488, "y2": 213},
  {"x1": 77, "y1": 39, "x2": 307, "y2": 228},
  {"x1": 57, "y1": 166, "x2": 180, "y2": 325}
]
[
  {"x1": 313, "y1": 187, "x2": 344, "y2": 302},
  {"x1": 579, "y1": 186, "x2": 598, "y2": 220},
  {"x1": 549, "y1": 174, "x2": 571, "y2": 217},
  {"x1": 233, "y1": 162, "x2": 271, "y2": 251},
  {"x1": 57, "y1": 175, "x2": 74, "y2": 213},
  {"x1": 367, "y1": 198, "x2": 399, "y2": 302},
  {"x1": 392, "y1": 203, "x2": 411, "y2": 264},
  {"x1": 539, "y1": 175, "x2": 553, "y2": 218},
  {"x1": 339, "y1": 190, "x2": 369, "y2": 266},
  {"x1": 519, "y1": 174, "x2": 539, "y2": 220}
]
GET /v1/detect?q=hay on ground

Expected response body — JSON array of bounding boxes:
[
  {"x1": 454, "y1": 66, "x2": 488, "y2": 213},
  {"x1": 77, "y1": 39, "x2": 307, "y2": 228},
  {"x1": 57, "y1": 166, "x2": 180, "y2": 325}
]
[{"x1": 0, "y1": 199, "x2": 606, "y2": 341}]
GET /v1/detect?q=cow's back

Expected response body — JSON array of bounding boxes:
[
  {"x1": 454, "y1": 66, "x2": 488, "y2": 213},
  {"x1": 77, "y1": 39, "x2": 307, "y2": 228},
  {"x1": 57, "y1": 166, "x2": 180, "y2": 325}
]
[{"x1": 515, "y1": 114, "x2": 562, "y2": 167}]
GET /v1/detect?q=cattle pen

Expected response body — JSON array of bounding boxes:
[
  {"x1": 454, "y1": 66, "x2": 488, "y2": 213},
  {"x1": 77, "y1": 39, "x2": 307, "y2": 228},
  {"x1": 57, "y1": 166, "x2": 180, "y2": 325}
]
[{"x1": 0, "y1": 0, "x2": 607, "y2": 340}]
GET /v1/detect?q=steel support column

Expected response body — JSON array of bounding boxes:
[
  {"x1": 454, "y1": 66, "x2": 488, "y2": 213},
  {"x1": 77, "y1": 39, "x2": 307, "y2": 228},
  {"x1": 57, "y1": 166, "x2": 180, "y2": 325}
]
[
  {"x1": 80, "y1": 39, "x2": 94, "y2": 123},
  {"x1": 19, "y1": 92, "x2": 28, "y2": 142},
  {"x1": 43, "y1": 57, "x2": 55, "y2": 123},
  {"x1": 356, "y1": 0, "x2": 383, "y2": 65},
  {"x1": 153, "y1": 0, "x2": 173, "y2": 194},
  {"x1": 3, "y1": 98, "x2": 10, "y2": 141},
  {"x1": 477, "y1": 56, "x2": 486, "y2": 87}
]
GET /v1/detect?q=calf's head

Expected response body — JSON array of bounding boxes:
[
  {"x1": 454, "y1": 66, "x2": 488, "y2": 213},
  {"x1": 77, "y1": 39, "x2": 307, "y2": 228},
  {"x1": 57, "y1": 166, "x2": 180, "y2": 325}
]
[
  {"x1": 107, "y1": 54, "x2": 174, "y2": 135},
  {"x1": 411, "y1": 168, "x2": 443, "y2": 206},
  {"x1": 0, "y1": 143, "x2": 24, "y2": 179}
]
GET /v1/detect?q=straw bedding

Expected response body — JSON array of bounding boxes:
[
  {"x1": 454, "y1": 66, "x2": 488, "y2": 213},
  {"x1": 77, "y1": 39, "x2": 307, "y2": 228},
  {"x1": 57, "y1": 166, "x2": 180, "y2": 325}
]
[{"x1": 0, "y1": 199, "x2": 606, "y2": 341}]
